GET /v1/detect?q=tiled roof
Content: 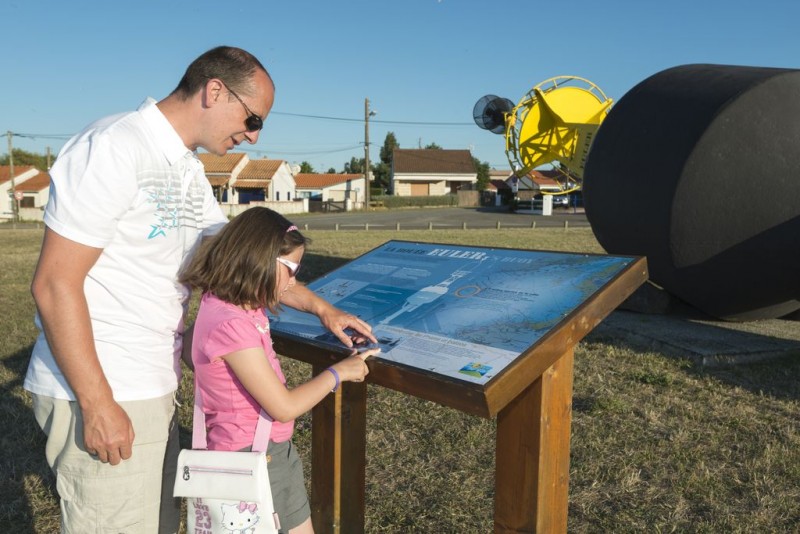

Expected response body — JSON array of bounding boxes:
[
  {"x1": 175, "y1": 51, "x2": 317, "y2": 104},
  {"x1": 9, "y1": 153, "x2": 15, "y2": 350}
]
[
  {"x1": 294, "y1": 174, "x2": 362, "y2": 188},
  {"x1": 529, "y1": 170, "x2": 561, "y2": 188},
  {"x1": 238, "y1": 159, "x2": 283, "y2": 179},
  {"x1": 392, "y1": 149, "x2": 475, "y2": 174},
  {"x1": 234, "y1": 159, "x2": 285, "y2": 189},
  {"x1": 0, "y1": 165, "x2": 37, "y2": 184},
  {"x1": 234, "y1": 179, "x2": 271, "y2": 189},
  {"x1": 19, "y1": 172, "x2": 51, "y2": 192},
  {"x1": 206, "y1": 175, "x2": 230, "y2": 187},
  {"x1": 531, "y1": 169, "x2": 563, "y2": 179},
  {"x1": 197, "y1": 152, "x2": 247, "y2": 173}
]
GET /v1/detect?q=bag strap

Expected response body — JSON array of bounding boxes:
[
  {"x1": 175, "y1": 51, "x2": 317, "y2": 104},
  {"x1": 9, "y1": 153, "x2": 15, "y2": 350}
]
[{"x1": 192, "y1": 379, "x2": 273, "y2": 453}]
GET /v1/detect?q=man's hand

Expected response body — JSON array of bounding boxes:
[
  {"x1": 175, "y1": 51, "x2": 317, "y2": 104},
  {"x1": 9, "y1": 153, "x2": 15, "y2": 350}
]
[
  {"x1": 318, "y1": 306, "x2": 378, "y2": 348},
  {"x1": 82, "y1": 399, "x2": 135, "y2": 465},
  {"x1": 280, "y1": 283, "x2": 378, "y2": 348}
]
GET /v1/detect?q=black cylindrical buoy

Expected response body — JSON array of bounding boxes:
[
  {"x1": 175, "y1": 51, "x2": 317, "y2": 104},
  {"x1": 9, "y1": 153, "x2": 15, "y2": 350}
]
[{"x1": 584, "y1": 64, "x2": 800, "y2": 320}]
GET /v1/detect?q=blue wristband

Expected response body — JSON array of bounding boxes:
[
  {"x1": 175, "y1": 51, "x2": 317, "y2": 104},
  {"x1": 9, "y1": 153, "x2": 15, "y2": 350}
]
[{"x1": 325, "y1": 367, "x2": 340, "y2": 392}]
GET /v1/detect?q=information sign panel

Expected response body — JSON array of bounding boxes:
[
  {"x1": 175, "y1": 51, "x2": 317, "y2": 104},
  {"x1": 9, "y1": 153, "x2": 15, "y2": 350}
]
[{"x1": 269, "y1": 240, "x2": 636, "y2": 384}]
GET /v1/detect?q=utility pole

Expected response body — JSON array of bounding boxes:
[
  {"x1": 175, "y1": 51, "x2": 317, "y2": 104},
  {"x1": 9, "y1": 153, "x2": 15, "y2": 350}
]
[
  {"x1": 364, "y1": 98, "x2": 371, "y2": 209},
  {"x1": 364, "y1": 98, "x2": 377, "y2": 209},
  {"x1": 7, "y1": 131, "x2": 18, "y2": 223}
]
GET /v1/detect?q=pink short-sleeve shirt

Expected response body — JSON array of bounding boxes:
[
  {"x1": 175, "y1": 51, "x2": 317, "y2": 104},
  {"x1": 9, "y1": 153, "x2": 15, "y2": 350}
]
[{"x1": 192, "y1": 292, "x2": 293, "y2": 450}]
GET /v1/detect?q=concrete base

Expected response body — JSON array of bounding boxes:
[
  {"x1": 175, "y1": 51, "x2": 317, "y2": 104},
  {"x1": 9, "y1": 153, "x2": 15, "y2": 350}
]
[{"x1": 593, "y1": 310, "x2": 800, "y2": 367}]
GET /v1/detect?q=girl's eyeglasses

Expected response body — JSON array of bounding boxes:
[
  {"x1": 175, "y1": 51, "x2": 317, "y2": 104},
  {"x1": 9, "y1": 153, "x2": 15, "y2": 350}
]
[
  {"x1": 277, "y1": 257, "x2": 301, "y2": 278},
  {"x1": 221, "y1": 81, "x2": 264, "y2": 132}
]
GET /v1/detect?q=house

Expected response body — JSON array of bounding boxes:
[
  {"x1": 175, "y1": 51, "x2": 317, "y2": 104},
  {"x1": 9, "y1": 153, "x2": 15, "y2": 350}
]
[
  {"x1": 488, "y1": 169, "x2": 514, "y2": 192},
  {"x1": 0, "y1": 165, "x2": 40, "y2": 220},
  {"x1": 528, "y1": 170, "x2": 563, "y2": 194},
  {"x1": 234, "y1": 159, "x2": 296, "y2": 203},
  {"x1": 197, "y1": 152, "x2": 248, "y2": 202},
  {"x1": 501, "y1": 169, "x2": 565, "y2": 197},
  {"x1": 197, "y1": 153, "x2": 296, "y2": 204},
  {"x1": 390, "y1": 149, "x2": 476, "y2": 196},
  {"x1": 294, "y1": 174, "x2": 366, "y2": 207},
  {"x1": 19, "y1": 171, "x2": 51, "y2": 209},
  {"x1": 484, "y1": 169, "x2": 513, "y2": 206}
]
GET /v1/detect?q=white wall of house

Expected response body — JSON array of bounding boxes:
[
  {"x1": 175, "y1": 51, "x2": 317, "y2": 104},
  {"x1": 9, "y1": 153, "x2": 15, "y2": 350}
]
[
  {"x1": 270, "y1": 162, "x2": 297, "y2": 201},
  {"x1": 297, "y1": 177, "x2": 365, "y2": 202},
  {"x1": 19, "y1": 207, "x2": 45, "y2": 221},
  {"x1": 326, "y1": 177, "x2": 365, "y2": 202},
  {"x1": 391, "y1": 173, "x2": 474, "y2": 196},
  {"x1": 31, "y1": 188, "x2": 50, "y2": 208},
  {"x1": 296, "y1": 188, "x2": 322, "y2": 200},
  {"x1": 220, "y1": 198, "x2": 309, "y2": 218}
]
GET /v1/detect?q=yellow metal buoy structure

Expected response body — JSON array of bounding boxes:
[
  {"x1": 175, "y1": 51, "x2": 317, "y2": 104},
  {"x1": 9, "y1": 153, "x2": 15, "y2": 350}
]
[
  {"x1": 475, "y1": 76, "x2": 612, "y2": 192},
  {"x1": 507, "y1": 76, "x2": 612, "y2": 182}
]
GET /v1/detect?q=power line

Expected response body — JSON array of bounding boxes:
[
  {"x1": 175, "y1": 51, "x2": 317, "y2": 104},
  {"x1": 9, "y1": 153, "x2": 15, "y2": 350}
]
[
  {"x1": 5, "y1": 107, "x2": 476, "y2": 147},
  {"x1": 270, "y1": 111, "x2": 473, "y2": 126},
  {"x1": 243, "y1": 144, "x2": 364, "y2": 156},
  {"x1": 12, "y1": 132, "x2": 74, "y2": 140}
]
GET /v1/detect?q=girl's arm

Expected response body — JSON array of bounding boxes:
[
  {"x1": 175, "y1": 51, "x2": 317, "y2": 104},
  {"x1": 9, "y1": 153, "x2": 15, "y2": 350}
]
[{"x1": 224, "y1": 347, "x2": 379, "y2": 423}]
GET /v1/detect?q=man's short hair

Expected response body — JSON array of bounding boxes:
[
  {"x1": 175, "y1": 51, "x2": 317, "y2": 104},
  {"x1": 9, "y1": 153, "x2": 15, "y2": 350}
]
[{"x1": 171, "y1": 46, "x2": 272, "y2": 100}]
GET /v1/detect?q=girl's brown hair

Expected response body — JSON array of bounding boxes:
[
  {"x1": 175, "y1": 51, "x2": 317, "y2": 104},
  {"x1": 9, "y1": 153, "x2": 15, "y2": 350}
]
[{"x1": 179, "y1": 207, "x2": 307, "y2": 312}]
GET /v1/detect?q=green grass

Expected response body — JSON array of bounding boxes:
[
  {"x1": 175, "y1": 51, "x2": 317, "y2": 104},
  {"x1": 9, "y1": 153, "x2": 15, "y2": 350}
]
[{"x1": 2, "y1": 227, "x2": 799, "y2": 533}]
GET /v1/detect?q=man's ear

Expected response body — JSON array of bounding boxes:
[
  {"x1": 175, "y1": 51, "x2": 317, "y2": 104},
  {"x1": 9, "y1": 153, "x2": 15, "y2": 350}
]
[{"x1": 203, "y1": 78, "x2": 225, "y2": 108}]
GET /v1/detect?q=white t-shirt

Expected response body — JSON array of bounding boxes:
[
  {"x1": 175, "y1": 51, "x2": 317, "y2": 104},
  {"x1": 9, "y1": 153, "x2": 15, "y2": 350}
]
[{"x1": 24, "y1": 98, "x2": 228, "y2": 402}]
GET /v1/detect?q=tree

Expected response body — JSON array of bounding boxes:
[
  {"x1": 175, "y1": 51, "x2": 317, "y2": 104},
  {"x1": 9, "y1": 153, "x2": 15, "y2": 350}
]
[
  {"x1": 0, "y1": 148, "x2": 52, "y2": 171},
  {"x1": 343, "y1": 157, "x2": 363, "y2": 174},
  {"x1": 326, "y1": 167, "x2": 336, "y2": 174},
  {"x1": 472, "y1": 157, "x2": 491, "y2": 192},
  {"x1": 373, "y1": 132, "x2": 399, "y2": 192},
  {"x1": 379, "y1": 132, "x2": 399, "y2": 163},
  {"x1": 424, "y1": 142, "x2": 442, "y2": 150},
  {"x1": 299, "y1": 161, "x2": 315, "y2": 173},
  {"x1": 371, "y1": 162, "x2": 390, "y2": 193}
]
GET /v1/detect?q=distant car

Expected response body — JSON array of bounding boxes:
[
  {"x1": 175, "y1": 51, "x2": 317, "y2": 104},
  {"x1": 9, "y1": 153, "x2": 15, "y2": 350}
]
[{"x1": 547, "y1": 194, "x2": 570, "y2": 208}]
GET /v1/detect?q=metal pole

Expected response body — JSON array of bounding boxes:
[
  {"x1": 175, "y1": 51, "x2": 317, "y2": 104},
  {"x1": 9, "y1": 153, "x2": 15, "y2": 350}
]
[
  {"x1": 364, "y1": 98, "x2": 371, "y2": 210},
  {"x1": 7, "y1": 131, "x2": 18, "y2": 223}
]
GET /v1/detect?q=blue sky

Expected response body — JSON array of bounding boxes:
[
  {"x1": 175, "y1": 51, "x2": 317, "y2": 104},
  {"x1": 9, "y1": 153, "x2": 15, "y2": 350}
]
[{"x1": 2, "y1": 0, "x2": 799, "y2": 172}]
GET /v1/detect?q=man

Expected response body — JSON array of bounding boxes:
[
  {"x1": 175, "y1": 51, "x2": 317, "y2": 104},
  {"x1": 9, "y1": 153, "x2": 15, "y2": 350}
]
[{"x1": 25, "y1": 46, "x2": 374, "y2": 533}]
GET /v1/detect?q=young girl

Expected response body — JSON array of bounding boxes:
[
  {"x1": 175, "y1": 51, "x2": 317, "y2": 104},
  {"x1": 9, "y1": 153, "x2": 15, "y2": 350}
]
[{"x1": 179, "y1": 207, "x2": 378, "y2": 534}]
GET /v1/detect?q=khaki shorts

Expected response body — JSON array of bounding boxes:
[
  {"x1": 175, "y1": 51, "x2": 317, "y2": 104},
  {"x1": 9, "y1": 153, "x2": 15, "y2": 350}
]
[
  {"x1": 239, "y1": 439, "x2": 310, "y2": 532},
  {"x1": 32, "y1": 392, "x2": 181, "y2": 534},
  {"x1": 267, "y1": 440, "x2": 310, "y2": 532}
]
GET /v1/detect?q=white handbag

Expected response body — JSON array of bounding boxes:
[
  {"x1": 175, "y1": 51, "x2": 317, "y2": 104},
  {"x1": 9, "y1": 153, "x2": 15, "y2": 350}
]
[{"x1": 174, "y1": 385, "x2": 280, "y2": 533}]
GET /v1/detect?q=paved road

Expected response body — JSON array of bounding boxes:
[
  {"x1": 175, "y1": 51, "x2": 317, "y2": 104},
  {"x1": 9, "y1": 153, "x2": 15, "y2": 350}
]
[
  {"x1": 1, "y1": 207, "x2": 590, "y2": 232},
  {"x1": 290, "y1": 206, "x2": 589, "y2": 231}
]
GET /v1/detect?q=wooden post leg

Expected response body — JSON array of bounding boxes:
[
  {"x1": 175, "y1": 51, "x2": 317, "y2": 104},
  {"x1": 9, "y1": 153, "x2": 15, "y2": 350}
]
[
  {"x1": 494, "y1": 349, "x2": 575, "y2": 533},
  {"x1": 310, "y1": 366, "x2": 368, "y2": 534}
]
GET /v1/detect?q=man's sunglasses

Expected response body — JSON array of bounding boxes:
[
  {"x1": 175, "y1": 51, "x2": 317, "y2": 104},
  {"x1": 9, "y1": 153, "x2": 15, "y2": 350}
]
[
  {"x1": 221, "y1": 81, "x2": 263, "y2": 132},
  {"x1": 277, "y1": 257, "x2": 301, "y2": 278}
]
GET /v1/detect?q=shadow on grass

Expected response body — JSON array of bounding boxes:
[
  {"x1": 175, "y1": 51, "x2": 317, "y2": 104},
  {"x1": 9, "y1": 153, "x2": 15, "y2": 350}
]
[
  {"x1": 587, "y1": 309, "x2": 800, "y2": 401},
  {"x1": 0, "y1": 343, "x2": 58, "y2": 533}
]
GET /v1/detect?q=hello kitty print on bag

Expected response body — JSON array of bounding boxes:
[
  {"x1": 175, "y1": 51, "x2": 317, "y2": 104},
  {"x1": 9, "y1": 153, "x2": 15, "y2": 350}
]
[{"x1": 220, "y1": 501, "x2": 262, "y2": 534}]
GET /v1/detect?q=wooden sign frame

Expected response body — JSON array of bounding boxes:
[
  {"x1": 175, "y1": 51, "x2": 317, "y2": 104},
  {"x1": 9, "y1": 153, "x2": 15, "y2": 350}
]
[{"x1": 271, "y1": 245, "x2": 648, "y2": 533}]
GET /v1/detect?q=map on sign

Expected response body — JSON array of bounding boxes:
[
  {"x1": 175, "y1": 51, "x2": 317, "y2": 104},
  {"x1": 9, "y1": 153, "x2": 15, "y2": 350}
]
[{"x1": 268, "y1": 241, "x2": 635, "y2": 384}]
